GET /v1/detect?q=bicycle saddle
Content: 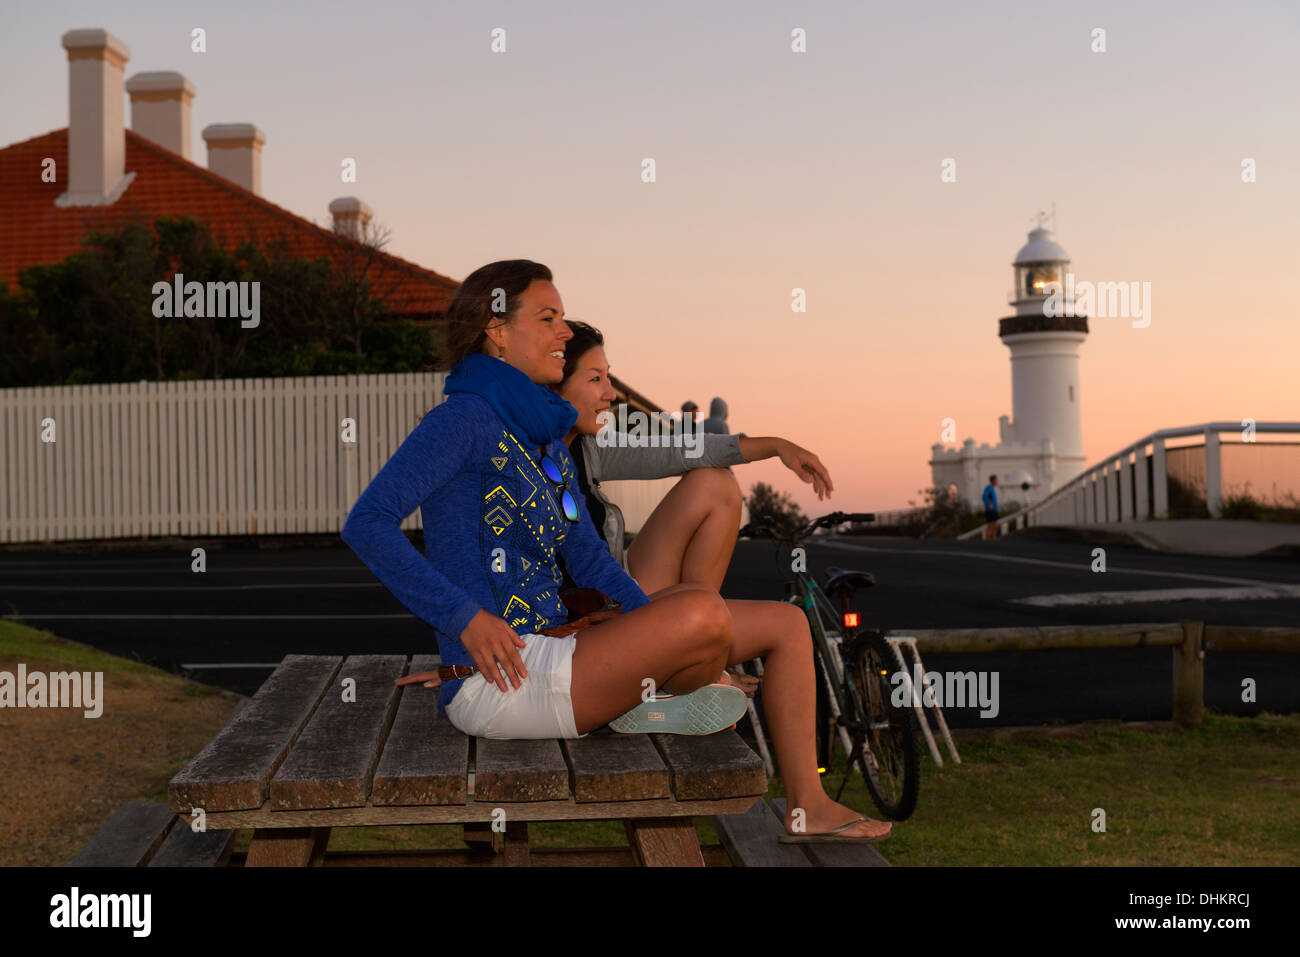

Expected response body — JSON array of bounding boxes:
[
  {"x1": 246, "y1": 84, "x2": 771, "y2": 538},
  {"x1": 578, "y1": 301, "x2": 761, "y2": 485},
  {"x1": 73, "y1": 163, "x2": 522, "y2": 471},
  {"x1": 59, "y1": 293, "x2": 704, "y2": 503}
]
[{"x1": 823, "y1": 566, "x2": 875, "y2": 596}]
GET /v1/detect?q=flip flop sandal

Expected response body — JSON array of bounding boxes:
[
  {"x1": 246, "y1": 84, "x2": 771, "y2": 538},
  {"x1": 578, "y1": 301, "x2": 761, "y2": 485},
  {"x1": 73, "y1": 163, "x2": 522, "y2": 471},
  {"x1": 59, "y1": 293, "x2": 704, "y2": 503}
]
[
  {"x1": 608, "y1": 683, "x2": 747, "y2": 735},
  {"x1": 777, "y1": 816, "x2": 891, "y2": 844}
]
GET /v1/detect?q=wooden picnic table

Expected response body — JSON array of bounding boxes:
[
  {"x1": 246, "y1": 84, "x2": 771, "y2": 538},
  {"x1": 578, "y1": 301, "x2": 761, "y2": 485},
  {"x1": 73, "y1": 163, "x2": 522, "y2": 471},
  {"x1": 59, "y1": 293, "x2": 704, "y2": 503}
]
[{"x1": 167, "y1": 654, "x2": 767, "y2": 866}]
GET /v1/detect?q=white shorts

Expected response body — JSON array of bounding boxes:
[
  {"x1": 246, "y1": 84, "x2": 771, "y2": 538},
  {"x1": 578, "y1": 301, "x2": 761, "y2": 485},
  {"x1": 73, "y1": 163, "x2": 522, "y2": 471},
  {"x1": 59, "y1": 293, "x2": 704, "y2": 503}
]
[{"x1": 444, "y1": 632, "x2": 588, "y2": 739}]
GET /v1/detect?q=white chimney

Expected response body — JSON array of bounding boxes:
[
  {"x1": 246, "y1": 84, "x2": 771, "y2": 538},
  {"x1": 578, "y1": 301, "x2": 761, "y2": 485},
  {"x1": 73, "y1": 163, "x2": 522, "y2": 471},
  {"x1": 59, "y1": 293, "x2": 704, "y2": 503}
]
[
  {"x1": 202, "y1": 123, "x2": 266, "y2": 195},
  {"x1": 329, "y1": 197, "x2": 374, "y2": 242},
  {"x1": 58, "y1": 28, "x2": 134, "y2": 206},
  {"x1": 126, "y1": 71, "x2": 196, "y2": 159}
]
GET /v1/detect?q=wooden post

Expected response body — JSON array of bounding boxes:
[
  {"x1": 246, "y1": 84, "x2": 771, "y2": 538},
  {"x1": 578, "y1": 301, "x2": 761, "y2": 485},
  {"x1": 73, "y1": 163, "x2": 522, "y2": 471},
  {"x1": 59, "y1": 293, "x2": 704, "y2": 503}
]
[{"x1": 1173, "y1": 620, "x2": 1205, "y2": 727}]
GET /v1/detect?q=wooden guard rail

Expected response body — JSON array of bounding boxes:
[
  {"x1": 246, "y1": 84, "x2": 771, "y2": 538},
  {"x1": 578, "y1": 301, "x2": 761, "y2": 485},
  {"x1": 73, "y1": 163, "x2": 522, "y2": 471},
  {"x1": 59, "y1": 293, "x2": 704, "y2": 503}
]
[{"x1": 891, "y1": 622, "x2": 1299, "y2": 727}]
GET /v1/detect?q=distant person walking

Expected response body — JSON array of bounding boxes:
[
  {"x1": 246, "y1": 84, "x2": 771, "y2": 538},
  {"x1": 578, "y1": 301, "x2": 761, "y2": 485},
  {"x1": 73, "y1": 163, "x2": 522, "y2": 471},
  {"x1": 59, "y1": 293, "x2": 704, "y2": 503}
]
[
  {"x1": 702, "y1": 397, "x2": 730, "y2": 435},
  {"x1": 982, "y1": 475, "x2": 999, "y2": 540}
]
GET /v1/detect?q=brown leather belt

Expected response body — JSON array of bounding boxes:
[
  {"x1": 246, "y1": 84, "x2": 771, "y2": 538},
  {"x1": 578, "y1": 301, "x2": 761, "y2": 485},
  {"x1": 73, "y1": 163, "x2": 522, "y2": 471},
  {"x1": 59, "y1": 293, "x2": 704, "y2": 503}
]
[{"x1": 435, "y1": 607, "x2": 621, "y2": 681}]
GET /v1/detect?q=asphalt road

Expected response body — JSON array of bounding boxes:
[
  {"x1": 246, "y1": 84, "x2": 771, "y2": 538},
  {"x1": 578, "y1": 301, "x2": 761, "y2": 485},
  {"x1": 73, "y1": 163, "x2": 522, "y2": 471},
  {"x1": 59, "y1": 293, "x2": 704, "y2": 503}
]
[
  {"x1": 1, "y1": 534, "x2": 1296, "y2": 728},
  {"x1": 724, "y1": 534, "x2": 1300, "y2": 727}
]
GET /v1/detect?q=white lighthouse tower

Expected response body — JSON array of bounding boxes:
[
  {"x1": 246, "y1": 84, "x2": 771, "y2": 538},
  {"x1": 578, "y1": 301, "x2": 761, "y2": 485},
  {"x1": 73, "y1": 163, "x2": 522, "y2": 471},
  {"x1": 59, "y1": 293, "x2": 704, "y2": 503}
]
[{"x1": 929, "y1": 219, "x2": 1089, "y2": 508}]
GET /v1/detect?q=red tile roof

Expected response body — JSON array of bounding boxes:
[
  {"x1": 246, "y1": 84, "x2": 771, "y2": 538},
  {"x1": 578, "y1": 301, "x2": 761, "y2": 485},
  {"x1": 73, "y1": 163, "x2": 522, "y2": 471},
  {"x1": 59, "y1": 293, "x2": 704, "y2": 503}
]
[{"x1": 0, "y1": 128, "x2": 459, "y2": 317}]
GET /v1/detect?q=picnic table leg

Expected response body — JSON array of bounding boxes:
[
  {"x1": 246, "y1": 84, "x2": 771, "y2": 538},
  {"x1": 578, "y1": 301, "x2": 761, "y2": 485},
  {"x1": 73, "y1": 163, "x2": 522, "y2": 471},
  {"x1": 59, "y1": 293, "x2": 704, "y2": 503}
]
[
  {"x1": 245, "y1": 827, "x2": 331, "y2": 866},
  {"x1": 624, "y1": 818, "x2": 705, "y2": 867},
  {"x1": 463, "y1": 821, "x2": 502, "y2": 854},
  {"x1": 503, "y1": 821, "x2": 530, "y2": 867}
]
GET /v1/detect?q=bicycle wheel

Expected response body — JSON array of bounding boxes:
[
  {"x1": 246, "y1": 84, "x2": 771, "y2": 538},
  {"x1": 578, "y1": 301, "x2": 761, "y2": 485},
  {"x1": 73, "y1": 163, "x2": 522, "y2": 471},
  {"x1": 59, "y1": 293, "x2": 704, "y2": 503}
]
[{"x1": 847, "y1": 630, "x2": 920, "y2": 820}]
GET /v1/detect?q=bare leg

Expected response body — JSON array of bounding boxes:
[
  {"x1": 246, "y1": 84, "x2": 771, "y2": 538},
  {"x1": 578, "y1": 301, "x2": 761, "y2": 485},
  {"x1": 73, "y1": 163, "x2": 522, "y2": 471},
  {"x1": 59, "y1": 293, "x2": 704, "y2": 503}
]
[
  {"x1": 627, "y1": 468, "x2": 742, "y2": 594},
  {"x1": 725, "y1": 598, "x2": 891, "y2": 840},
  {"x1": 569, "y1": 587, "x2": 733, "y2": 734}
]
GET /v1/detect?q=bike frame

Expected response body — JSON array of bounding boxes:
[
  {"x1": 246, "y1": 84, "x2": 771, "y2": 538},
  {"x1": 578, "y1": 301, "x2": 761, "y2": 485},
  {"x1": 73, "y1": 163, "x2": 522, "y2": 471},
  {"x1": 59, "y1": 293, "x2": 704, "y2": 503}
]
[{"x1": 789, "y1": 572, "x2": 869, "y2": 776}]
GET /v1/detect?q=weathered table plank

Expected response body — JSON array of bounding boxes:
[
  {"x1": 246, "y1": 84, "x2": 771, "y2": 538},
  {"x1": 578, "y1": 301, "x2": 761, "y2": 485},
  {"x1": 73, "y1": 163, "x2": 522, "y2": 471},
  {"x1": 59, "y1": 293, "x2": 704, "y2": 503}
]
[
  {"x1": 474, "y1": 738, "x2": 570, "y2": 803},
  {"x1": 201, "y1": 795, "x2": 759, "y2": 829},
  {"x1": 169, "y1": 655, "x2": 342, "y2": 812},
  {"x1": 651, "y1": 733, "x2": 767, "y2": 800},
  {"x1": 562, "y1": 730, "x2": 671, "y2": 802},
  {"x1": 769, "y1": 798, "x2": 890, "y2": 867},
  {"x1": 269, "y1": 655, "x2": 406, "y2": 810},
  {"x1": 711, "y1": 798, "x2": 813, "y2": 867},
  {"x1": 147, "y1": 822, "x2": 237, "y2": 867},
  {"x1": 70, "y1": 800, "x2": 176, "y2": 866},
  {"x1": 372, "y1": 654, "x2": 469, "y2": 806}
]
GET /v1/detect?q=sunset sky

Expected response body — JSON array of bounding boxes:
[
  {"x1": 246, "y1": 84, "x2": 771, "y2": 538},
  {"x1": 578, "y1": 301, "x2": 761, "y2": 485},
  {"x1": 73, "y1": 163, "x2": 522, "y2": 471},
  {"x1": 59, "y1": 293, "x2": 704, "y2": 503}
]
[{"x1": 4, "y1": 0, "x2": 1297, "y2": 512}]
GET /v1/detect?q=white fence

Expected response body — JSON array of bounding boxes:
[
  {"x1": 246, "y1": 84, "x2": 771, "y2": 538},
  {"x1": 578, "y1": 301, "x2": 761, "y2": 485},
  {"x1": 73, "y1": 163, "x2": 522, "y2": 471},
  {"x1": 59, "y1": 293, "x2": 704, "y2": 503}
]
[
  {"x1": 0, "y1": 374, "x2": 691, "y2": 544},
  {"x1": 2, "y1": 374, "x2": 448, "y2": 543}
]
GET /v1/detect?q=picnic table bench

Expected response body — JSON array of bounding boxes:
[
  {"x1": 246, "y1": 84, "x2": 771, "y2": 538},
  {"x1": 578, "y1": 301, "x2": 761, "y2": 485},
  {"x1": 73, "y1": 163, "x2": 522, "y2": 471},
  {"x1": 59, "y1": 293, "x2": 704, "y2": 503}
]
[{"x1": 166, "y1": 654, "x2": 768, "y2": 866}]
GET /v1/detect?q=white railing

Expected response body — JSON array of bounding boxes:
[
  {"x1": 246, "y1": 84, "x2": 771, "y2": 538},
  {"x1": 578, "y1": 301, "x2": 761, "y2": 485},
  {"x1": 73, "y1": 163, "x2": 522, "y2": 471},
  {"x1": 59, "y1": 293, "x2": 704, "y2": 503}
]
[{"x1": 958, "y1": 421, "x2": 1300, "y2": 539}]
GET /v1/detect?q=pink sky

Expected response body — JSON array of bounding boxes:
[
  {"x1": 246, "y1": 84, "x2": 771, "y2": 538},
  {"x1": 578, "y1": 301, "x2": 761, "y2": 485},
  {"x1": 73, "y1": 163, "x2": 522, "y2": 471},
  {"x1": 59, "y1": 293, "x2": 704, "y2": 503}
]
[{"x1": 4, "y1": 1, "x2": 1297, "y2": 512}]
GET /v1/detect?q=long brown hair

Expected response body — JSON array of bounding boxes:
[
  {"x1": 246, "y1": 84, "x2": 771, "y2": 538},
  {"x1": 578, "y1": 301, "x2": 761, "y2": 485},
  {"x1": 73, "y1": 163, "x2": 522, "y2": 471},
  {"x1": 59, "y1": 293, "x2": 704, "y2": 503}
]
[
  {"x1": 444, "y1": 260, "x2": 553, "y2": 366},
  {"x1": 560, "y1": 319, "x2": 605, "y2": 385}
]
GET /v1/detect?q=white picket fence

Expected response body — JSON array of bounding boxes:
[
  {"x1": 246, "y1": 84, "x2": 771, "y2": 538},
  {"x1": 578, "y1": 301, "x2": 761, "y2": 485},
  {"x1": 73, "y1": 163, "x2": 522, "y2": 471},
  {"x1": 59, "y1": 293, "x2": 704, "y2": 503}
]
[
  {"x1": 1, "y1": 374, "x2": 448, "y2": 543},
  {"x1": 0, "y1": 373, "x2": 685, "y2": 545}
]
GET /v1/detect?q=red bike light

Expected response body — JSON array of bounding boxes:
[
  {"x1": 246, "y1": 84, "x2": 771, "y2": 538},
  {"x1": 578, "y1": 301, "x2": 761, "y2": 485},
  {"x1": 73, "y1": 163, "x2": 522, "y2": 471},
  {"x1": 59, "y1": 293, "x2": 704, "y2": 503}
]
[{"x1": 843, "y1": 612, "x2": 859, "y2": 628}]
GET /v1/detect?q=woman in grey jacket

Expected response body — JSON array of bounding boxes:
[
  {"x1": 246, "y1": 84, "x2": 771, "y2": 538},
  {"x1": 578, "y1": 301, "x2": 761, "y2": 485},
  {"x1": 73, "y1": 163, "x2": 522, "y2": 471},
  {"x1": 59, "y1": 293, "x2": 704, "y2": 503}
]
[
  {"x1": 555, "y1": 320, "x2": 835, "y2": 595},
  {"x1": 551, "y1": 320, "x2": 891, "y2": 843}
]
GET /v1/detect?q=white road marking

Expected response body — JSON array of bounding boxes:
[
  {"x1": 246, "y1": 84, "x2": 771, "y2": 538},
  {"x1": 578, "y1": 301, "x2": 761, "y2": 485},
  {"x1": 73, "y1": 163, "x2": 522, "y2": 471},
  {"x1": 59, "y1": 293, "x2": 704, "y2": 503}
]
[
  {"x1": 1013, "y1": 584, "x2": 1300, "y2": 606},
  {"x1": 179, "y1": 662, "x2": 283, "y2": 669},
  {"x1": 815, "y1": 540, "x2": 1283, "y2": 587}
]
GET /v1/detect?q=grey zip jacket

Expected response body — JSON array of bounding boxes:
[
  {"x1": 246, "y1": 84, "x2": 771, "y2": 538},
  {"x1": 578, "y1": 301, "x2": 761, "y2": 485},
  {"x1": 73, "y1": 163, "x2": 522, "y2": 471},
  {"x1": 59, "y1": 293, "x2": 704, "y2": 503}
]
[{"x1": 575, "y1": 431, "x2": 747, "y2": 568}]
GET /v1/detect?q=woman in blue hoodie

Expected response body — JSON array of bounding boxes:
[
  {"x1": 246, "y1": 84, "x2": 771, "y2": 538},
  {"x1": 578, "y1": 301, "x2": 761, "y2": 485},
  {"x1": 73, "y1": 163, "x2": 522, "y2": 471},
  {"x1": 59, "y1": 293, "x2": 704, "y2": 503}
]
[{"x1": 342, "y1": 260, "x2": 889, "y2": 843}]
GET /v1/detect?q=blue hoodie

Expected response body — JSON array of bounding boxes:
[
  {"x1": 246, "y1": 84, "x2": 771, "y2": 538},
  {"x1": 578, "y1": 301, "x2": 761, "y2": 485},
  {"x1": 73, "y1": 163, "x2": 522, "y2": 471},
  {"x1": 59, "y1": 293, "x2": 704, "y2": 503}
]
[{"x1": 341, "y1": 391, "x2": 650, "y2": 712}]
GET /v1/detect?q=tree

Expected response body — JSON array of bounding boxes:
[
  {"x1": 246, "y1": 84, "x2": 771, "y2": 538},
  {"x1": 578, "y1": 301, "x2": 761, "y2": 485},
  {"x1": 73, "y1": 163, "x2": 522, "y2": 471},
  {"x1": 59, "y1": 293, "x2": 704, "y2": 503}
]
[
  {"x1": 0, "y1": 216, "x2": 441, "y2": 386},
  {"x1": 745, "y1": 481, "x2": 808, "y2": 539},
  {"x1": 898, "y1": 485, "x2": 983, "y2": 539}
]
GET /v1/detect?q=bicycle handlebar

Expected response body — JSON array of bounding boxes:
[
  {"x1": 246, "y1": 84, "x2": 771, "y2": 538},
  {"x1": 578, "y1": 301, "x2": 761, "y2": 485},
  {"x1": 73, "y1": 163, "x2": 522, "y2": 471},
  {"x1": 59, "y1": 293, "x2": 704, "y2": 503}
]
[{"x1": 738, "y1": 510, "x2": 875, "y2": 541}]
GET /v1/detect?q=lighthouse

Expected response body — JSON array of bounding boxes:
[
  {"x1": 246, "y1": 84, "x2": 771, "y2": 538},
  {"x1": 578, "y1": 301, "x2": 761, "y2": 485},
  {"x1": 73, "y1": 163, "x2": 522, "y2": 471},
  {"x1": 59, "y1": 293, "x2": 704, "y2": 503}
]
[
  {"x1": 929, "y1": 220, "x2": 1089, "y2": 508},
  {"x1": 1001, "y1": 224, "x2": 1089, "y2": 478}
]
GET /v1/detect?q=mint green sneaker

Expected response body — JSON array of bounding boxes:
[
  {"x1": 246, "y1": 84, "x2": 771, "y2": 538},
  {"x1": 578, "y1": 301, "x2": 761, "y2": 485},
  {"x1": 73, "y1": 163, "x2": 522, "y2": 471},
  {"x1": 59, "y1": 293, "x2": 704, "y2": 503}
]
[{"x1": 608, "y1": 683, "x2": 748, "y2": 735}]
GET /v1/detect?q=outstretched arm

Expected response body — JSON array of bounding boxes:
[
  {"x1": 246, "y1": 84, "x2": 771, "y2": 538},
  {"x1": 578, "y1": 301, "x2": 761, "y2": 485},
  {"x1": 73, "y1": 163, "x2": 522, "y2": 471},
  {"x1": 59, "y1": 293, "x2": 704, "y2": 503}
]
[
  {"x1": 591, "y1": 430, "x2": 833, "y2": 501},
  {"x1": 737, "y1": 436, "x2": 834, "y2": 501}
]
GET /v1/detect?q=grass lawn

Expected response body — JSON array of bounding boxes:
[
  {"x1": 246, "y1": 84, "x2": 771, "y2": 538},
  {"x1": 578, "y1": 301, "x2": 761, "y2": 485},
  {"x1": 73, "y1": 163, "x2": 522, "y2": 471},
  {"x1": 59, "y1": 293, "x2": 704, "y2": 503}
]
[
  {"x1": 0, "y1": 620, "x2": 238, "y2": 866},
  {"x1": 5, "y1": 619, "x2": 1295, "y2": 865},
  {"x1": 787, "y1": 714, "x2": 1300, "y2": 865}
]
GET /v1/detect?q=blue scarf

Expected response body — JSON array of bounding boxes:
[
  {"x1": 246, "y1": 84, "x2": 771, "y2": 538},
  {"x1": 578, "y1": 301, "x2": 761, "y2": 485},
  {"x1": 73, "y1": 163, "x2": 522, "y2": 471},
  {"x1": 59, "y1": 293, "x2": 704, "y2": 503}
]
[{"x1": 443, "y1": 353, "x2": 578, "y2": 448}]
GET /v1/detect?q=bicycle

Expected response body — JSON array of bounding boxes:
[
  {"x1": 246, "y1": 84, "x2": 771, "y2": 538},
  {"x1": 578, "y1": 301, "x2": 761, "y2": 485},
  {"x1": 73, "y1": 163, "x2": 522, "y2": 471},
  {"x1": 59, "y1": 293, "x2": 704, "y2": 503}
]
[{"x1": 738, "y1": 511, "x2": 921, "y2": 821}]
